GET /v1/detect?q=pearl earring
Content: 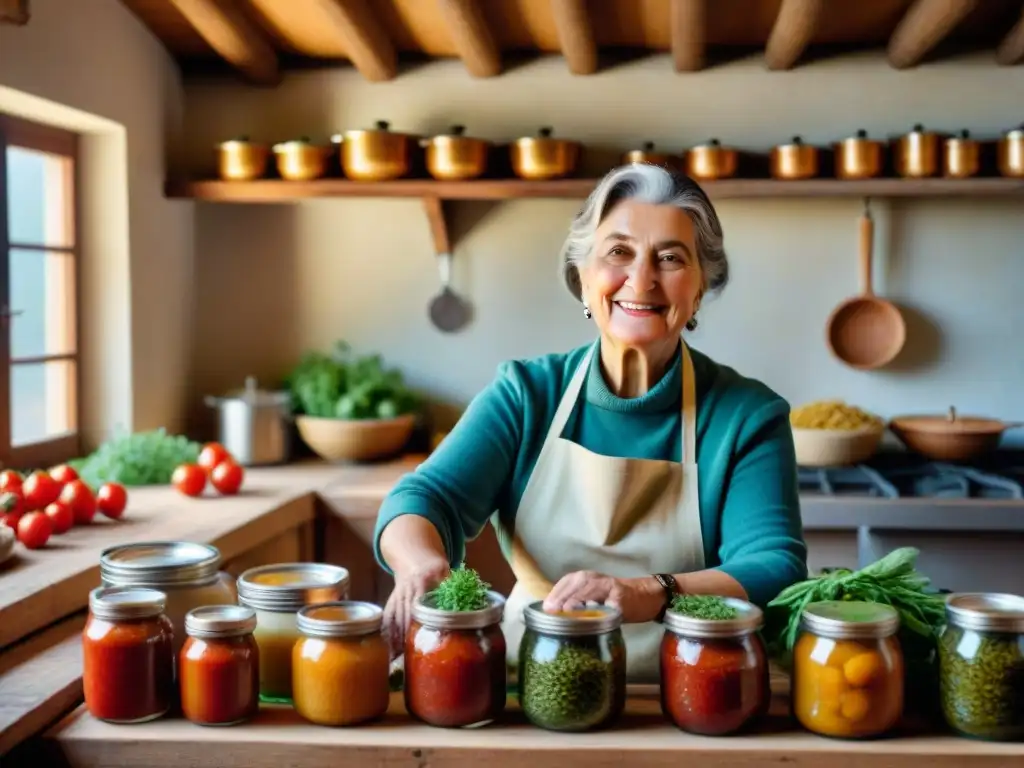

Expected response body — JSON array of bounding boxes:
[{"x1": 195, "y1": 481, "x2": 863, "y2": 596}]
[{"x1": 583, "y1": 305, "x2": 592, "y2": 319}]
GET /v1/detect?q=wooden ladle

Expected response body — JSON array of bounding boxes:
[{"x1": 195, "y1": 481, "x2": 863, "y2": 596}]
[{"x1": 826, "y1": 200, "x2": 906, "y2": 369}]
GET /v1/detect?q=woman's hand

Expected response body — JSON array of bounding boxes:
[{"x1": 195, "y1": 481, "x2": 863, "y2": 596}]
[
  {"x1": 543, "y1": 570, "x2": 664, "y2": 624},
  {"x1": 383, "y1": 556, "x2": 450, "y2": 657}
]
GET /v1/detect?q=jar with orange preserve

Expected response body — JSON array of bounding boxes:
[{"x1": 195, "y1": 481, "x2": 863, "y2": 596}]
[
  {"x1": 792, "y1": 601, "x2": 904, "y2": 739},
  {"x1": 405, "y1": 582, "x2": 506, "y2": 727},
  {"x1": 179, "y1": 605, "x2": 260, "y2": 726},
  {"x1": 292, "y1": 601, "x2": 391, "y2": 726},
  {"x1": 82, "y1": 586, "x2": 174, "y2": 723},
  {"x1": 660, "y1": 595, "x2": 769, "y2": 736}
]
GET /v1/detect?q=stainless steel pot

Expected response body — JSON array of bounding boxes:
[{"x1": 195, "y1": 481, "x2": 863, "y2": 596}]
[{"x1": 204, "y1": 377, "x2": 292, "y2": 466}]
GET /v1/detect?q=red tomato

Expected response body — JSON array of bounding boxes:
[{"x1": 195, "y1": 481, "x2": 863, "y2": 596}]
[
  {"x1": 96, "y1": 482, "x2": 128, "y2": 519},
  {"x1": 49, "y1": 464, "x2": 79, "y2": 486},
  {"x1": 1, "y1": 491, "x2": 24, "y2": 529},
  {"x1": 172, "y1": 464, "x2": 207, "y2": 497},
  {"x1": 0, "y1": 469, "x2": 23, "y2": 494},
  {"x1": 17, "y1": 511, "x2": 52, "y2": 549},
  {"x1": 198, "y1": 443, "x2": 232, "y2": 474},
  {"x1": 44, "y1": 501, "x2": 74, "y2": 534},
  {"x1": 59, "y1": 480, "x2": 97, "y2": 525},
  {"x1": 210, "y1": 460, "x2": 244, "y2": 495},
  {"x1": 22, "y1": 471, "x2": 60, "y2": 511}
]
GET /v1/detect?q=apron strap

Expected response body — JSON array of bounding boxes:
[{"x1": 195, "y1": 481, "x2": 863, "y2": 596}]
[{"x1": 681, "y1": 340, "x2": 697, "y2": 463}]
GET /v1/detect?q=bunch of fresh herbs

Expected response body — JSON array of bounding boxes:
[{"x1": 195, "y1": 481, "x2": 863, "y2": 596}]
[
  {"x1": 69, "y1": 428, "x2": 202, "y2": 487},
  {"x1": 669, "y1": 594, "x2": 739, "y2": 620},
  {"x1": 431, "y1": 565, "x2": 491, "y2": 612}
]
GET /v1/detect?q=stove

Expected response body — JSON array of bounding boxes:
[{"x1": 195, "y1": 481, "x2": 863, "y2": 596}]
[{"x1": 798, "y1": 452, "x2": 1024, "y2": 500}]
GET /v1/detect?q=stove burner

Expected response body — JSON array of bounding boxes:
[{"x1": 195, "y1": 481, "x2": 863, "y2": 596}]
[{"x1": 798, "y1": 457, "x2": 1024, "y2": 499}]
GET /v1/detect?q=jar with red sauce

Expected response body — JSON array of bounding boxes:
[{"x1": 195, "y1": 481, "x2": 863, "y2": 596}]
[
  {"x1": 660, "y1": 597, "x2": 770, "y2": 736},
  {"x1": 179, "y1": 605, "x2": 260, "y2": 726},
  {"x1": 82, "y1": 586, "x2": 175, "y2": 724},
  {"x1": 405, "y1": 591, "x2": 507, "y2": 727}
]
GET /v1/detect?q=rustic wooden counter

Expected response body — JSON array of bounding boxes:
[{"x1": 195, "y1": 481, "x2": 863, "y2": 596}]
[{"x1": 32, "y1": 689, "x2": 1024, "y2": 768}]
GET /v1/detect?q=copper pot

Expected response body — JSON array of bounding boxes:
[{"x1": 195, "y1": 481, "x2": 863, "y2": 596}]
[
  {"x1": 331, "y1": 120, "x2": 412, "y2": 182},
  {"x1": 622, "y1": 141, "x2": 676, "y2": 170},
  {"x1": 889, "y1": 406, "x2": 1022, "y2": 462},
  {"x1": 835, "y1": 130, "x2": 884, "y2": 180},
  {"x1": 509, "y1": 127, "x2": 580, "y2": 181},
  {"x1": 685, "y1": 139, "x2": 738, "y2": 181},
  {"x1": 893, "y1": 124, "x2": 941, "y2": 178},
  {"x1": 271, "y1": 138, "x2": 331, "y2": 181},
  {"x1": 770, "y1": 136, "x2": 819, "y2": 180},
  {"x1": 419, "y1": 125, "x2": 489, "y2": 181},
  {"x1": 997, "y1": 125, "x2": 1024, "y2": 178},
  {"x1": 217, "y1": 137, "x2": 270, "y2": 181},
  {"x1": 943, "y1": 129, "x2": 980, "y2": 179}
]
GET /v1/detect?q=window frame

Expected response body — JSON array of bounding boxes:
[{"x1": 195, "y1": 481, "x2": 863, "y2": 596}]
[{"x1": 0, "y1": 114, "x2": 83, "y2": 470}]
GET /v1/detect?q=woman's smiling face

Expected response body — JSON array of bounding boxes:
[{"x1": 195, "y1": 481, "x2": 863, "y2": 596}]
[{"x1": 579, "y1": 199, "x2": 704, "y2": 349}]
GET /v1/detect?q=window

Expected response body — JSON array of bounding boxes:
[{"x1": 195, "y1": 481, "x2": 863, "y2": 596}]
[{"x1": 0, "y1": 115, "x2": 80, "y2": 469}]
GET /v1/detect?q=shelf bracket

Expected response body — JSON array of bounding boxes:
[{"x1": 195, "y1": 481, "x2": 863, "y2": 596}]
[{"x1": 422, "y1": 196, "x2": 451, "y2": 257}]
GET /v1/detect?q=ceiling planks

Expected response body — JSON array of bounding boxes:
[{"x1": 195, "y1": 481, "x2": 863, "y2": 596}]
[{"x1": 118, "y1": 0, "x2": 1024, "y2": 85}]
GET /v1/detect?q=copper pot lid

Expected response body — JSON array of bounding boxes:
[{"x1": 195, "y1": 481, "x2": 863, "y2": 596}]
[
  {"x1": 775, "y1": 135, "x2": 814, "y2": 150},
  {"x1": 218, "y1": 135, "x2": 265, "y2": 149},
  {"x1": 422, "y1": 125, "x2": 488, "y2": 144},
  {"x1": 514, "y1": 127, "x2": 574, "y2": 146},
  {"x1": 947, "y1": 129, "x2": 976, "y2": 144},
  {"x1": 902, "y1": 123, "x2": 938, "y2": 138},
  {"x1": 840, "y1": 129, "x2": 880, "y2": 145},
  {"x1": 889, "y1": 406, "x2": 1019, "y2": 435},
  {"x1": 331, "y1": 121, "x2": 410, "y2": 143},
  {"x1": 691, "y1": 138, "x2": 732, "y2": 152}
]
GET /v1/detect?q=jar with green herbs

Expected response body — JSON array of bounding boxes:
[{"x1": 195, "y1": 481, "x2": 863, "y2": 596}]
[
  {"x1": 938, "y1": 592, "x2": 1024, "y2": 741},
  {"x1": 518, "y1": 602, "x2": 626, "y2": 732},
  {"x1": 660, "y1": 595, "x2": 769, "y2": 736}
]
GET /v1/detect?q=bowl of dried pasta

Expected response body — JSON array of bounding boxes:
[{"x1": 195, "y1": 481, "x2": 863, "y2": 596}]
[{"x1": 790, "y1": 400, "x2": 885, "y2": 467}]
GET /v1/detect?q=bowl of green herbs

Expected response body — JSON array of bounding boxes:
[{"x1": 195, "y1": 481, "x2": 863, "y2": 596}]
[{"x1": 286, "y1": 341, "x2": 420, "y2": 462}]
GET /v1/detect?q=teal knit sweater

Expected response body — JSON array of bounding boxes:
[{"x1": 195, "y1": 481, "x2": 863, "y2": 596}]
[{"x1": 374, "y1": 341, "x2": 807, "y2": 607}]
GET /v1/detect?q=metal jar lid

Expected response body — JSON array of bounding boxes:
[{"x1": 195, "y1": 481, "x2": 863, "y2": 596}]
[
  {"x1": 297, "y1": 601, "x2": 383, "y2": 639},
  {"x1": 89, "y1": 586, "x2": 167, "y2": 621},
  {"x1": 664, "y1": 597, "x2": 764, "y2": 639},
  {"x1": 945, "y1": 593, "x2": 1024, "y2": 634},
  {"x1": 801, "y1": 600, "x2": 901, "y2": 640},
  {"x1": 100, "y1": 541, "x2": 222, "y2": 588},
  {"x1": 523, "y1": 601, "x2": 622, "y2": 637},
  {"x1": 236, "y1": 562, "x2": 349, "y2": 612},
  {"x1": 411, "y1": 590, "x2": 505, "y2": 631},
  {"x1": 185, "y1": 605, "x2": 257, "y2": 639}
]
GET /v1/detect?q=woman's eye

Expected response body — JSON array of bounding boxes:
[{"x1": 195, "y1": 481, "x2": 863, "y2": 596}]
[
  {"x1": 659, "y1": 252, "x2": 683, "y2": 263},
  {"x1": 609, "y1": 247, "x2": 630, "y2": 257}
]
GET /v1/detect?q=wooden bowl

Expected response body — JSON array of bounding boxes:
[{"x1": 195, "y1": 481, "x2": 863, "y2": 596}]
[
  {"x1": 792, "y1": 425, "x2": 884, "y2": 468},
  {"x1": 888, "y1": 406, "x2": 1021, "y2": 463},
  {"x1": 296, "y1": 414, "x2": 415, "y2": 462}
]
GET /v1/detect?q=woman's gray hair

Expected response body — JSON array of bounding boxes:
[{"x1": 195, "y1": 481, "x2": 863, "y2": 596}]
[{"x1": 561, "y1": 163, "x2": 729, "y2": 303}]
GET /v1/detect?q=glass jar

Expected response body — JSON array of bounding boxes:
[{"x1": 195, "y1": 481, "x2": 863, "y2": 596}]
[
  {"x1": 792, "y1": 600, "x2": 904, "y2": 739},
  {"x1": 82, "y1": 586, "x2": 175, "y2": 723},
  {"x1": 100, "y1": 541, "x2": 237, "y2": 662},
  {"x1": 518, "y1": 602, "x2": 626, "y2": 732},
  {"x1": 939, "y1": 592, "x2": 1024, "y2": 741},
  {"x1": 405, "y1": 591, "x2": 507, "y2": 728},
  {"x1": 292, "y1": 601, "x2": 390, "y2": 726},
  {"x1": 236, "y1": 562, "x2": 350, "y2": 701},
  {"x1": 179, "y1": 605, "x2": 260, "y2": 726},
  {"x1": 660, "y1": 597, "x2": 769, "y2": 735}
]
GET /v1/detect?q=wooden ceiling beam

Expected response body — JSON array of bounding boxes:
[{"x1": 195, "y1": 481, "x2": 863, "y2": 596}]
[
  {"x1": 310, "y1": 0, "x2": 397, "y2": 81},
  {"x1": 550, "y1": 0, "x2": 597, "y2": 75},
  {"x1": 168, "y1": 0, "x2": 279, "y2": 85},
  {"x1": 887, "y1": 0, "x2": 977, "y2": 69},
  {"x1": 435, "y1": 0, "x2": 502, "y2": 78},
  {"x1": 764, "y1": 0, "x2": 824, "y2": 70},
  {"x1": 996, "y1": 7, "x2": 1024, "y2": 65},
  {"x1": 669, "y1": 0, "x2": 706, "y2": 72}
]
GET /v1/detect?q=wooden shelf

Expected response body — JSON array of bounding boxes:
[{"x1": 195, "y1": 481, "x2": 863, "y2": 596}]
[{"x1": 165, "y1": 176, "x2": 1024, "y2": 203}]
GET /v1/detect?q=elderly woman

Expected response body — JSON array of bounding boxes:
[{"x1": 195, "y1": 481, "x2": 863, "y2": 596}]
[{"x1": 374, "y1": 164, "x2": 806, "y2": 681}]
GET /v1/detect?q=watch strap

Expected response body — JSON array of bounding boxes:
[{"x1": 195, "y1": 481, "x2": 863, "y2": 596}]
[{"x1": 653, "y1": 573, "x2": 679, "y2": 623}]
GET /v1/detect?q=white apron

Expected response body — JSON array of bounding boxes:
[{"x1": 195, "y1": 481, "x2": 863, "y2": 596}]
[{"x1": 500, "y1": 339, "x2": 704, "y2": 683}]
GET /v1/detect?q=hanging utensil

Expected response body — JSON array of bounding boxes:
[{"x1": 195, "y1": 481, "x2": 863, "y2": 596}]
[
  {"x1": 423, "y1": 198, "x2": 471, "y2": 333},
  {"x1": 825, "y1": 199, "x2": 907, "y2": 370}
]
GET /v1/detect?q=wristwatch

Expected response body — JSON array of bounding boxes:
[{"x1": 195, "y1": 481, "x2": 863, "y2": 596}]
[{"x1": 653, "y1": 573, "x2": 679, "y2": 623}]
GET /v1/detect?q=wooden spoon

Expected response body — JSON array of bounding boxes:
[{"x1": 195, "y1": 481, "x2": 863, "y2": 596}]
[{"x1": 826, "y1": 200, "x2": 907, "y2": 369}]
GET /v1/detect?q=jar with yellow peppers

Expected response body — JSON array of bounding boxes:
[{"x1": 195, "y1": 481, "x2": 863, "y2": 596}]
[{"x1": 792, "y1": 601, "x2": 904, "y2": 739}]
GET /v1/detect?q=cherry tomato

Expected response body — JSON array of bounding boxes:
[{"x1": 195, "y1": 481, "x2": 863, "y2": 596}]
[
  {"x1": 44, "y1": 501, "x2": 74, "y2": 534},
  {"x1": 172, "y1": 464, "x2": 207, "y2": 497},
  {"x1": 210, "y1": 460, "x2": 244, "y2": 495},
  {"x1": 198, "y1": 443, "x2": 232, "y2": 475},
  {"x1": 96, "y1": 482, "x2": 128, "y2": 519},
  {"x1": 22, "y1": 471, "x2": 61, "y2": 511},
  {"x1": 48, "y1": 464, "x2": 79, "y2": 486},
  {"x1": 1, "y1": 491, "x2": 24, "y2": 529},
  {"x1": 17, "y1": 511, "x2": 52, "y2": 549},
  {"x1": 0, "y1": 469, "x2": 23, "y2": 494},
  {"x1": 59, "y1": 480, "x2": 97, "y2": 525}
]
